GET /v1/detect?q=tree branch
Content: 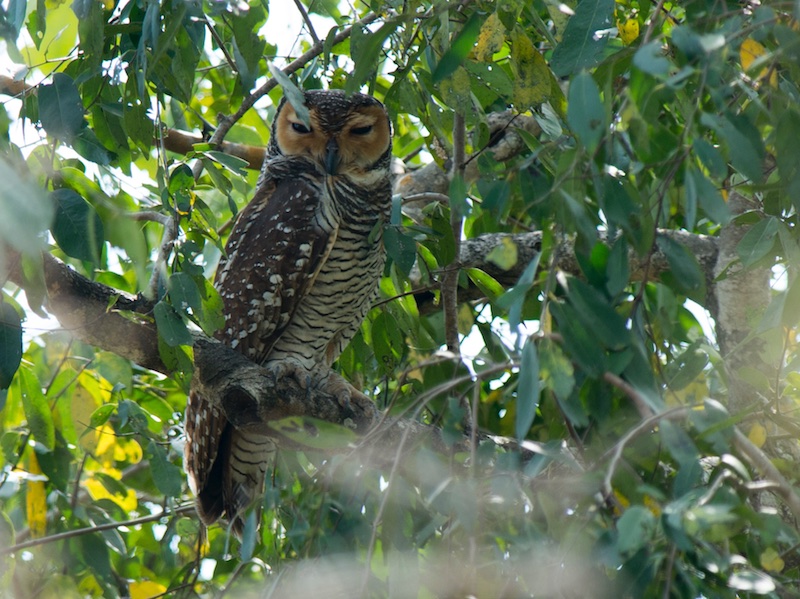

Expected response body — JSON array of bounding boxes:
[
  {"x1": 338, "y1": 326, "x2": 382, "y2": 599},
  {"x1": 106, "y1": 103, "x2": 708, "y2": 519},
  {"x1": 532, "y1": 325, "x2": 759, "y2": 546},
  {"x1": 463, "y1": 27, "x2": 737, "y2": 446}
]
[{"x1": 5, "y1": 251, "x2": 164, "y2": 373}]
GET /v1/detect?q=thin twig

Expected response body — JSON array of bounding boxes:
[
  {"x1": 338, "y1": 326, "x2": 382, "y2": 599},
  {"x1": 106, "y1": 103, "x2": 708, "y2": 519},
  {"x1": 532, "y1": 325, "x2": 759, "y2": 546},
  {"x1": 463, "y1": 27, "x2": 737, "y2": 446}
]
[
  {"x1": 733, "y1": 429, "x2": 800, "y2": 521},
  {"x1": 128, "y1": 210, "x2": 171, "y2": 225},
  {"x1": 2, "y1": 504, "x2": 195, "y2": 555},
  {"x1": 292, "y1": 0, "x2": 320, "y2": 44},
  {"x1": 204, "y1": 16, "x2": 239, "y2": 73},
  {"x1": 600, "y1": 406, "x2": 690, "y2": 499},
  {"x1": 402, "y1": 192, "x2": 451, "y2": 205}
]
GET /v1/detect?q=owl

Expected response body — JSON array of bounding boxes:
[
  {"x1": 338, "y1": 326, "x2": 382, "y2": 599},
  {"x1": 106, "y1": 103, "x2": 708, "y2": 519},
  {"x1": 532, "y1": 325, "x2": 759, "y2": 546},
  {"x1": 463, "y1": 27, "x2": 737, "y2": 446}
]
[{"x1": 184, "y1": 90, "x2": 393, "y2": 533}]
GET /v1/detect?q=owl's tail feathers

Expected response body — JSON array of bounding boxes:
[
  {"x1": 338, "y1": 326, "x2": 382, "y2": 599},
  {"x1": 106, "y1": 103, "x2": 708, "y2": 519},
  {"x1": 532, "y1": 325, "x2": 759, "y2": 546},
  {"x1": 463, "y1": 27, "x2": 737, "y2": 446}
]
[
  {"x1": 218, "y1": 427, "x2": 274, "y2": 536},
  {"x1": 185, "y1": 389, "x2": 272, "y2": 537}
]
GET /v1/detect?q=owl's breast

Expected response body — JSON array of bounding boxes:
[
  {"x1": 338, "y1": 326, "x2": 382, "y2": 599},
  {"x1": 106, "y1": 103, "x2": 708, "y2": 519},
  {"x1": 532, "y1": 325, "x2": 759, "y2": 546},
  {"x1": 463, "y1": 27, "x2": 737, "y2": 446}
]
[{"x1": 266, "y1": 179, "x2": 390, "y2": 369}]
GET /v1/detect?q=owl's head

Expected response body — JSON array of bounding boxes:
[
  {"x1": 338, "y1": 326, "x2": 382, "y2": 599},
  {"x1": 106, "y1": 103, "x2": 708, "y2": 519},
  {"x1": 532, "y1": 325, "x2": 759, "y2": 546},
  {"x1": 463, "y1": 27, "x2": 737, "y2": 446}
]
[{"x1": 270, "y1": 90, "x2": 392, "y2": 182}]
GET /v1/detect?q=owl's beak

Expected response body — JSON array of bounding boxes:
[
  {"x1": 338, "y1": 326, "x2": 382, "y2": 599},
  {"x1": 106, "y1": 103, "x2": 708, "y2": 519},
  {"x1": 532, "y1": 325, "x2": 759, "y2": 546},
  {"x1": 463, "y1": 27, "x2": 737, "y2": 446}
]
[{"x1": 325, "y1": 138, "x2": 340, "y2": 175}]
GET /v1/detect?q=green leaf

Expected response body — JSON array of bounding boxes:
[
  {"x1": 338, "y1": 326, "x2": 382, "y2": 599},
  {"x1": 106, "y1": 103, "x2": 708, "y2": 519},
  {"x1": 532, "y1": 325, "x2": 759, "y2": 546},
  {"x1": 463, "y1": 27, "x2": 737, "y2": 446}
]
[
  {"x1": 686, "y1": 166, "x2": 730, "y2": 225},
  {"x1": 497, "y1": 252, "x2": 541, "y2": 329},
  {"x1": 51, "y1": 188, "x2": 104, "y2": 264},
  {"x1": 38, "y1": 72, "x2": 84, "y2": 142},
  {"x1": 567, "y1": 72, "x2": 605, "y2": 152},
  {"x1": 146, "y1": 440, "x2": 183, "y2": 498},
  {"x1": 203, "y1": 150, "x2": 249, "y2": 175},
  {"x1": 372, "y1": 311, "x2": 404, "y2": 375},
  {"x1": 78, "y1": 534, "x2": 113, "y2": 584},
  {"x1": 617, "y1": 506, "x2": 656, "y2": 555},
  {"x1": 18, "y1": 367, "x2": 55, "y2": 451},
  {"x1": 550, "y1": 0, "x2": 615, "y2": 77},
  {"x1": 660, "y1": 420, "x2": 699, "y2": 467},
  {"x1": 633, "y1": 41, "x2": 670, "y2": 76},
  {"x1": 465, "y1": 268, "x2": 505, "y2": 302},
  {"x1": 384, "y1": 227, "x2": 417, "y2": 277},
  {"x1": 567, "y1": 279, "x2": 629, "y2": 350},
  {"x1": 657, "y1": 236, "x2": 704, "y2": 296},
  {"x1": 168, "y1": 272, "x2": 203, "y2": 316},
  {"x1": 0, "y1": 159, "x2": 54, "y2": 256},
  {"x1": 549, "y1": 301, "x2": 606, "y2": 376},
  {"x1": 700, "y1": 112, "x2": 765, "y2": 183},
  {"x1": 269, "y1": 63, "x2": 310, "y2": 128},
  {"x1": 736, "y1": 216, "x2": 778, "y2": 268},
  {"x1": 154, "y1": 301, "x2": 193, "y2": 347},
  {"x1": 692, "y1": 138, "x2": 727, "y2": 180},
  {"x1": 88, "y1": 404, "x2": 116, "y2": 429},
  {"x1": 347, "y1": 21, "x2": 398, "y2": 94},
  {"x1": 240, "y1": 510, "x2": 258, "y2": 561},
  {"x1": 515, "y1": 338, "x2": 540, "y2": 440},
  {"x1": 664, "y1": 341, "x2": 708, "y2": 390},
  {"x1": 267, "y1": 417, "x2": 358, "y2": 450},
  {"x1": 432, "y1": 13, "x2": 482, "y2": 83},
  {"x1": 73, "y1": 127, "x2": 114, "y2": 165},
  {"x1": 539, "y1": 338, "x2": 575, "y2": 403},
  {"x1": 0, "y1": 302, "x2": 22, "y2": 389}
]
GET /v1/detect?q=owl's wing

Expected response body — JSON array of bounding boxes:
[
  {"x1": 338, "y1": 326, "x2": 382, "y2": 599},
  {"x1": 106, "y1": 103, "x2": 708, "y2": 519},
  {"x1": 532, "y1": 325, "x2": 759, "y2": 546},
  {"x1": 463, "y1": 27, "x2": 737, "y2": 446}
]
[
  {"x1": 214, "y1": 175, "x2": 338, "y2": 363},
  {"x1": 185, "y1": 175, "x2": 338, "y2": 529}
]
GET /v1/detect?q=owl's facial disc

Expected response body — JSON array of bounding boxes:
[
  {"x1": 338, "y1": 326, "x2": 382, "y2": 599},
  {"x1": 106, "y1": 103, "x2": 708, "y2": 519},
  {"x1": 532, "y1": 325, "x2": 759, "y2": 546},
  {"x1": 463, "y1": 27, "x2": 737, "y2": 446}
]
[{"x1": 275, "y1": 97, "x2": 390, "y2": 179}]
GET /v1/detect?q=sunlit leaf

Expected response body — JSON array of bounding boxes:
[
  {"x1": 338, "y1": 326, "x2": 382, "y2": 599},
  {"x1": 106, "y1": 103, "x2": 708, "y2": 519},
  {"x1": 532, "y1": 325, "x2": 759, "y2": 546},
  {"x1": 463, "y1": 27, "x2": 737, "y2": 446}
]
[
  {"x1": 25, "y1": 450, "x2": 47, "y2": 539},
  {"x1": 18, "y1": 367, "x2": 54, "y2": 451}
]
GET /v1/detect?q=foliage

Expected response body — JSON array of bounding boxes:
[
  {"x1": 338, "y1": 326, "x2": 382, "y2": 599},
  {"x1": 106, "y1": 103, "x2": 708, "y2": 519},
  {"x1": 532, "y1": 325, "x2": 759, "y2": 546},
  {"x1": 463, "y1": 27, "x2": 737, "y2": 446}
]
[{"x1": 1, "y1": 0, "x2": 800, "y2": 597}]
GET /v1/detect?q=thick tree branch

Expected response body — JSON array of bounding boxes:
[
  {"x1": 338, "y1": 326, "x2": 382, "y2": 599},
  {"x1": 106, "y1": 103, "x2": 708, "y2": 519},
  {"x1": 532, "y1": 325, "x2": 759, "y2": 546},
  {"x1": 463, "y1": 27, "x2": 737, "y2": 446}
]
[{"x1": 4, "y1": 251, "x2": 164, "y2": 373}]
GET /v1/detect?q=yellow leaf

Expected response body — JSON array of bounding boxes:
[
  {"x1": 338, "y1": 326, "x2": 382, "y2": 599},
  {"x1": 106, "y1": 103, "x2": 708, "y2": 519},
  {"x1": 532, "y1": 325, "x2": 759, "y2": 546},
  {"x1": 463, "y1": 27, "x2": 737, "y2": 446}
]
[
  {"x1": 85, "y1": 468, "x2": 138, "y2": 511},
  {"x1": 475, "y1": 12, "x2": 506, "y2": 62},
  {"x1": 740, "y1": 38, "x2": 766, "y2": 72},
  {"x1": 740, "y1": 38, "x2": 778, "y2": 88},
  {"x1": 486, "y1": 237, "x2": 519, "y2": 270},
  {"x1": 26, "y1": 452, "x2": 47, "y2": 539},
  {"x1": 511, "y1": 29, "x2": 551, "y2": 108},
  {"x1": 617, "y1": 18, "x2": 639, "y2": 45},
  {"x1": 457, "y1": 303, "x2": 474, "y2": 336},
  {"x1": 92, "y1": 423, "x2": 119, "y2": 466},
  {"x1": 113, "y1": 438, "x2": 143, "y2": 464},
  {"x1": 643, "y1": 495, "x2": 662, "y2": 517},
  {"x1": 129, "y1": 581, "x2": 168, "y2": 599},
  {"x1": 439, "y1": 66, "x2": 472, "y2": 112},
  {"x1": 748, "y1": 423, "x2": 767, "y2": 448},
  {"x1": 760, "y1": 547, "x2": 785, "y2": 573}
]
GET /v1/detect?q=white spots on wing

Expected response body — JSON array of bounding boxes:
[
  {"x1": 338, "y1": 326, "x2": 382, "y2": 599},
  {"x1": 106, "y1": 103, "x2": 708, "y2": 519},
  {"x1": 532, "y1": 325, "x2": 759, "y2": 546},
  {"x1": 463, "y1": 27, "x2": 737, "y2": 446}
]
[
  {"x1": 230, "y1": 338, "x2": 240, "y2": 348},
  {"x1": 298, "y1": 243, "x2": 312, "y2": 255},
  {"x1": 269, "y1": 274, "x2": 282, "y2": 285},
  {"x1": 276, "y1": 222, "x2": 293, "y2": 233},
  {"x1": 262, "y1": 291, "x2": 275, "y2": 302}
]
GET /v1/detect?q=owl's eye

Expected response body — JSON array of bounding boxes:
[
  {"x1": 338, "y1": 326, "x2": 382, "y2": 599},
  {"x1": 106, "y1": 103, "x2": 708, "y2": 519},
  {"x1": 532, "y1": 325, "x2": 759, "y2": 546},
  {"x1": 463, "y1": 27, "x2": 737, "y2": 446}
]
[
  {"x1": 292, "y1": 122, "x2": 311, "y2": 134},
  {"x1": 350, "y1": 125, "x2": 373, "y2": 136}
]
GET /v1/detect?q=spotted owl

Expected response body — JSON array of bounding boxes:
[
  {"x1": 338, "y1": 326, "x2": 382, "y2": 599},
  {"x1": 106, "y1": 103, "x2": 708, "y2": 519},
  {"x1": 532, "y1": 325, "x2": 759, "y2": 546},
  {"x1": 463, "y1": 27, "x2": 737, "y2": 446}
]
[{"x1": 184, "y1": 90, "x2": 392, "y2": 533}]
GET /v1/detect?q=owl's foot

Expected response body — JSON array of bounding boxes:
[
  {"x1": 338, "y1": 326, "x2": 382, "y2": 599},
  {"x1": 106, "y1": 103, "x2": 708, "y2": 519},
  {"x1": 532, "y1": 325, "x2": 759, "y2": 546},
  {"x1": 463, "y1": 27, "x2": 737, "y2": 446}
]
[
  {"x1": 317, "y1": 369, "x2": 376, "y2": 420},
  {"x1": 266, "y1": 359, "x2": 312, "y2": 390}
]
